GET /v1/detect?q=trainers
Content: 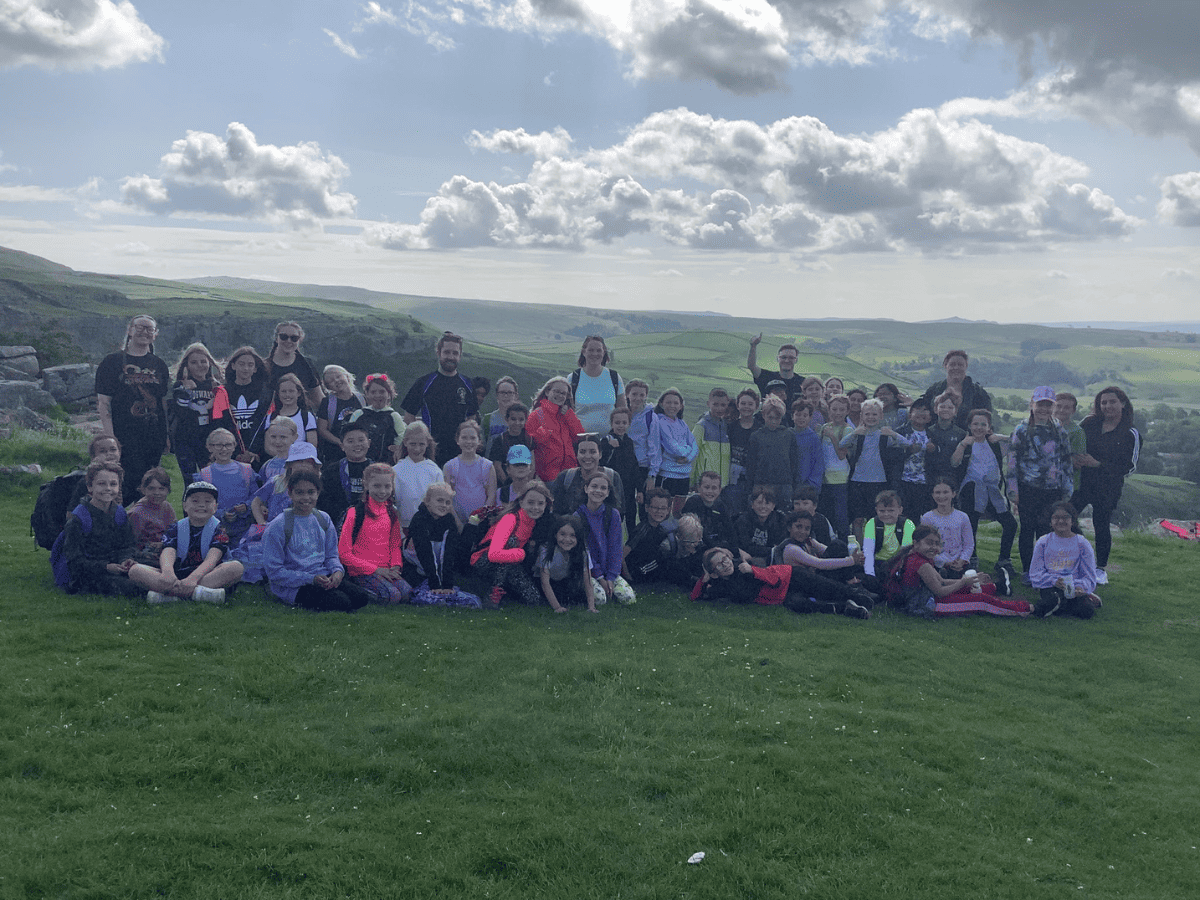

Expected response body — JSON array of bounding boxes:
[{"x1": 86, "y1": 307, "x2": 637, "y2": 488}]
[
  {"x1": 1095, "y1": 568, "x2": 1108, "y2": 585},
  {"x1": 485, "y1": 586, "x2": 505, "y2": 609},
  {"x1": 146, "y1": 590, "x2": 176, "y2": 604},
  {"x1": 1087, "y1": 592, "x2": 1103, "y2": 609},
  {"x1": 992, "y1": 564, "x2": 1012, "y2": 597},
  {"x1": 843, "y1": 598, "x2": 871, "y2": 620},
  {"x1": 192, "y1": 586, "x2": 225, "y2": 604},
  {"x1": 1020, "y1": 571, "x2": 1033, "y2": 586},
  {"x1": 1036, "y1": 595, "x2": 1061, "y2": 618}
]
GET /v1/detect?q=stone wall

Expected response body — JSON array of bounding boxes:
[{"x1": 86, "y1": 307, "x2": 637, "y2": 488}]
[{"x1": 0, "y1": 345, "x2": 97, "y2": 411}]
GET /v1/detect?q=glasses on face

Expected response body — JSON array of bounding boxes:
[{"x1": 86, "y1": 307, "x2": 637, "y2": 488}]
[
  {"x1": 498, "y1": 388, "x2": 518, "y2": 397},
  {"x1": 209, "y1": 442, "x2": 236, "y2": 450},
  {"x1": 277, "y1": 333, "x2": 301, "y2": 342},
  {"x1": 131, "y1": 323, "x2": 157, "y2": 332}
]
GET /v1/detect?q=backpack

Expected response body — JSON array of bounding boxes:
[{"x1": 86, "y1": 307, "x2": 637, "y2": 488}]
[
  {"x1": 883, "y1": 550, "x2": 936, "y2": 618},
  {"x1": 31, "y1": 470, "x2": 86, "y2": 550},
  {"x1": 175, "y1": 516, "x2": 221, "y2": 564},
  {"x1": 50, "y1": 503, "x2": 129, "y2": 590},
  {"x1": 568, "y1": 368, "x2": 620, "y2": 404},
  {"x1": 197, "y1": 463, "x2": 257, "y2": 500}
]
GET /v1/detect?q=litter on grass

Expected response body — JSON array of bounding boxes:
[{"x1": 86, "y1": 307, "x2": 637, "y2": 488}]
[{"x1": 687, "y1": 852, "x2": 705, "y2": 864}]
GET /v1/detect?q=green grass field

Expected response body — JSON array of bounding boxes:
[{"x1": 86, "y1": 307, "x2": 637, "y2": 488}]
[{"x1": 3, "y1": 447, "x2": 1198, "y2": 898}]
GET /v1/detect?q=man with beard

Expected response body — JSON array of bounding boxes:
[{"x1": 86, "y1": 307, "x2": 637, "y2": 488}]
[
  {"x1": 401, "y1": 332, "x2": 478, "y2": 466},
  {"x1": 747, "y1": 333, "x2": 804, "y2": 410}
]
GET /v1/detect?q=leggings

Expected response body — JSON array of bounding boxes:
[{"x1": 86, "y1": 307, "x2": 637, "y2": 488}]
[
  {"x1": 473, "y1": 557, "x2": 544, "y2": 605},
  {"x1": 1071, "y1": 483, "x2": 1122, "y2": 568},
  {"x1": 819, "y1": 482, "x2": 849, "y2": 538},
  {"x1": 1017, "y1": 486, "x2": 1062, "y2": 572}
]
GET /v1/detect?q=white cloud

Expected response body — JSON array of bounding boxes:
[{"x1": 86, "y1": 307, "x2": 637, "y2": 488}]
[
  {"x1": 323, "y1": 28, "x2": 362, "y2": 59},
  {"x1": 1162, "y1": 267, "x2": 1194, "y2": 282},
  {"x1": 357, "y1": 2, "x2": 398, "y2": 29},
  {"x1": 0, "y1": 0, "x2": 165, "y2": 70},
  {"x1": 0, "y1": 182, "x2": 75, "y2": 202},
  {"x1": 119, "y1": 122, "x2": 357, "y2": 227},
  {"x1": 1157, "y1": 172, "x2": 1200, "y2": 227},
  {"x1": 369, "y1": 106, "x2": 1139, "y2": 254},
  {"x1": 355, "y1": 0, "x2": 456, "y2": 51}
]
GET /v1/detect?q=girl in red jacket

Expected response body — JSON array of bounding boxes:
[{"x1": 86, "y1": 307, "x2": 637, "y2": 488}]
[
  {"x1": 526, "y1": 377, "x2": 584, "y2": 482},
  {"x1": 471, "y1": 481, "x2": 556, "y2": 607}
]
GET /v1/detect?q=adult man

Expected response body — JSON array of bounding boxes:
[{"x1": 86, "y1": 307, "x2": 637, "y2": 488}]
[
  {"x1": 401, "y1": 332, "x2": 478, "y2": 467},
  {"x1": 747, "y1": 334, "x2": 804, "y2": 409},
  {"x1": 921, "y1": 350, "x2": 993, "y2": 431}
]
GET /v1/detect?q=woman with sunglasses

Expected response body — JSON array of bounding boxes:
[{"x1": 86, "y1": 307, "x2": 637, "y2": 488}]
[
  {"x1": 95, "y1": 314, "x2": 172, "y2": 504},
  {"x1": 265, "y1": 321, "x2": 323, "y2": 410}
]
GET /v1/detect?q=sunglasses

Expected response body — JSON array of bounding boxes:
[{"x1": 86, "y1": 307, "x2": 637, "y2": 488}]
[{"x1": 277, "y1": 333, "x2": 301, "y2": 342}]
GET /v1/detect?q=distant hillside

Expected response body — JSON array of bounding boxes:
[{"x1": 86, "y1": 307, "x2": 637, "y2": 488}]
[{"x1": 5, "y1": 245, "x2": 1200, "y2": 410}]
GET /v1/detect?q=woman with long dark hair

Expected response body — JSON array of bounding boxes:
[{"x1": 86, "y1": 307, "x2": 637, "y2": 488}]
[{"x1": 1073, "y1": 387, "x2": 1138, "y2": 584}]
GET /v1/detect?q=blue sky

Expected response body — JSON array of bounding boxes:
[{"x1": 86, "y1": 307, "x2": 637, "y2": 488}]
[{"x1": 2, "y1": 0, "x2": 1199, "y2": 322}]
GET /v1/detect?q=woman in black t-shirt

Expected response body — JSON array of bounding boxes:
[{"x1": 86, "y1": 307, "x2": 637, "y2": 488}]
[
  {"x1": 264, "y1": 320, "x2": 322, "y2": 409},
  {"x1": 95, "y1": 314, "x2": 170, "y2": 504}
]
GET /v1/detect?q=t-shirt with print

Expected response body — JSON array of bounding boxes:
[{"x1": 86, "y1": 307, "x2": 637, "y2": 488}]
[
  {"x1": 95, "y1": 351, "x2": 170, "y2": 444},
  {"x1": 161, "y1": 518, "x2": 231, "y2": 577}
]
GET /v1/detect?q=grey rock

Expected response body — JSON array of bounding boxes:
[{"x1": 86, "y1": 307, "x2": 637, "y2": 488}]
[
  {"x1": 0, "y1": 362, "x2": 37, "y2": 381},
  {"x1": 42, "y1": 363, "x2": 97, "y2": 403},
  {"x1": 0, "y1": 345, "x2": 40, "y2": 376},
  {"x1": 0, "y1": 380, "x2": 56, "y2": 410}
]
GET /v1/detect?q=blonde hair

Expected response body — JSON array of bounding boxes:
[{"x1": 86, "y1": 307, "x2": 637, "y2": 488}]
[
  {"x1": 322, "y1": 364, "x2": 355, "y2": 388},
  {"x1": 205, "y1": 427, "x2": 237, "y2": 447},
  {"x1": 761, "y1": 395, "x2": 786, "y2": 417},
  {"x1": 423, "y1": 482, "x2": 455, "y2": 504},
  {"x1": 400, "y1": 421, "x2": 437, "y2": 460}
]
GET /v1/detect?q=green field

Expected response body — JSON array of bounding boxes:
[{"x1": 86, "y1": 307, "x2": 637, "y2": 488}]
[{"x1": 3, "y1": 454, "x2": 1199, "y2": 897}]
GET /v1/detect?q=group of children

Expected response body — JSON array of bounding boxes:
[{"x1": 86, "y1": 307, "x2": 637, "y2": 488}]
[{"x1": 54, "y1": 341, "x2": 1111, "y2": 622}]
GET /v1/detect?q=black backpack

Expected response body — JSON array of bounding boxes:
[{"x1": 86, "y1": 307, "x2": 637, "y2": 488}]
[{"x1": 30, "y1": 470, "x2": 86, "y2": 550}]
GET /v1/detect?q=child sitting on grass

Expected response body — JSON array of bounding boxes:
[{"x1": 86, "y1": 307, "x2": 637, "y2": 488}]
[
  {"x1": 577, "y1": 470, "x2": 635, "y2": 606},
  {"x1": 861, "y1": 490, "x2": 915, "y2": 588},
  {"x1": 735, "y1": 485, "x2": 788, "y2": 567},
  {"x1": 127, "y1": 466, "x2": 175, "y2": 565},
  {"x1": 887, "y1": 526, "x2": 1030, "y2": 618},
  {"x1": 623, "y1": 487, "x2": 674, "y2": 585},
  {"x1": 129, "y1": 480, "x2": 245, "y2": 604},
  {"x1": 1029, "y1": 502, "x2": 1099, "y2": 619},
  {"x1": 681, "y1": 470, "x2": 736, "y2": 550},
  {"x1": 337, "y1": 462, "x2": 410, "y2": 604},
  {"x1": 538, "y1": 515, "x2": 599, "y2": 613},
  {"x1": 60, "y1": 461, "x2": 140, "y2": 597},
  {"x1": 402, "y1": 483, "x2": 481, "y2": 608},
  {"x1": 471, "y1": 481, "x2": 557, "y2": 608},
  {"x1": 262, "y1": 470, "x2": 370, "y2": 612}
]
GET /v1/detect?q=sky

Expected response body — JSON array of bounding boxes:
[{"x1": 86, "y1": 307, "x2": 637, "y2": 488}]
[{"x1": 1, "y1": 0, "x2": 1199, "y2": 323}]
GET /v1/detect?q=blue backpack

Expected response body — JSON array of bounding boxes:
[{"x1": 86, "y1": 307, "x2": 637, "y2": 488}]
[{"x1": 50, "y1": 504, "x2": 129, "y2": 591}]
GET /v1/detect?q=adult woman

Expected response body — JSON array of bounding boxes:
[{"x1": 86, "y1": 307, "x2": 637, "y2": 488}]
[
  {"x1": 95, "y1": 314, "x2": 171, "y2": 504},
  {"x1": 527, "y1": 376, "x2": 585, "y2": 483},
  {"x1": 569, "y1": 335, "x2": 625, "y2": 434},
  {"x1": 1072, "y1": 387, "x2": 1138, "y2": 584},
  {"x1": 224, "y1": 346, "x2": 270, "y2": 465},
  {"x1": 264, "y1": 321, "x2": 323, "y2": 409},
  {"x1": 922, "y1": 350, "x2": 992, "y2": 431}
]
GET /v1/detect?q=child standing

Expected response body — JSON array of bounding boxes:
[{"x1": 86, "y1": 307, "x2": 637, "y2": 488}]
[
  {"x1": 262, "y1": 471, "x2": 370, "y2": 612},
  {"x1": 442, "y1": 420, "x2": 497, "y2": 522},
  {"x1": 791, "y1": 399, "x2": 824, "y2": 492},
  {"x1": 1029, "y1": 502, "x2": 1099, "y2": 619},
  {"x1": 624, "y1": 380, "x2": 654, "y2": 522},
  {"x1": 527, "y1": 377, "x2": 585, "y2": 483},
  {"x1": 393, "y1": 422, "x2": 444, "y2": 527},
  {"x1": 260, "y1": 374, "x2": 318, "y2": 448},
  {"x1": 577, "y1": 471, "x2": 636, "y2": 606},
  {"x1": 691, "y1": 388, "x2": 732, "y2": 490},
  {"x1": 128, "y1": 480, "x2": 244, "y2": 604},
  {"x1": 895, "y1": 398, "x2": 934, "y2": 518},
  {"x1": 169, "y1": 343, "x2": 233, "y2": 483},
  {"x1": 646, "y1": 388, "x2": 699, "y2": 513},
  {"x1": 818, "y1": 393, "x2": 852, "y2": 538},
  {"x1": 725, "y1": 388, "x2": 761, "y2": 515},
  {"x1": 59, "y1": 461, "x2": 140, "y2": 597},
  {"x1": 841, "y1": 398, "x2": 900, "y2": 523},
  {"x1": 319, "y1": 423, "x2": 372, "y2": 525},
  {"x1": 337, "y1": 463, "x2": 412, "y2": 605},
  {"x1": 315, "y1": 365, "x2": 364, "y2": 463},
  {"x1": 746, "y1": 396, "x2": 798, "y2": 512},
  {"x1": 1007, "y1": 386, "x2": 1074, "y2": 578},
  {"x1": 951, "y1": 408, "x2": 1017, "y2": 579},
  {"x1": 487, "y1": 401, "x2": 532, "y2": 487},
  {"x1": 127, "y1": 467, "x2": 176, "y2": 565},
  {"x1": 601, "y1": 407, "x2": 641, "y2": 522},
  {"x1": 925, "y1": 393, "x2": 967, "y2": 487},
  {"x1": 402, "y1": 482, "x2": 482, "y2": 607},
  {"x1": 538, "y1": 516, "x2": 599, "y2": 613},
  {"x1": 346, "y1": 373, "x2": 406, "y2": 464}
]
